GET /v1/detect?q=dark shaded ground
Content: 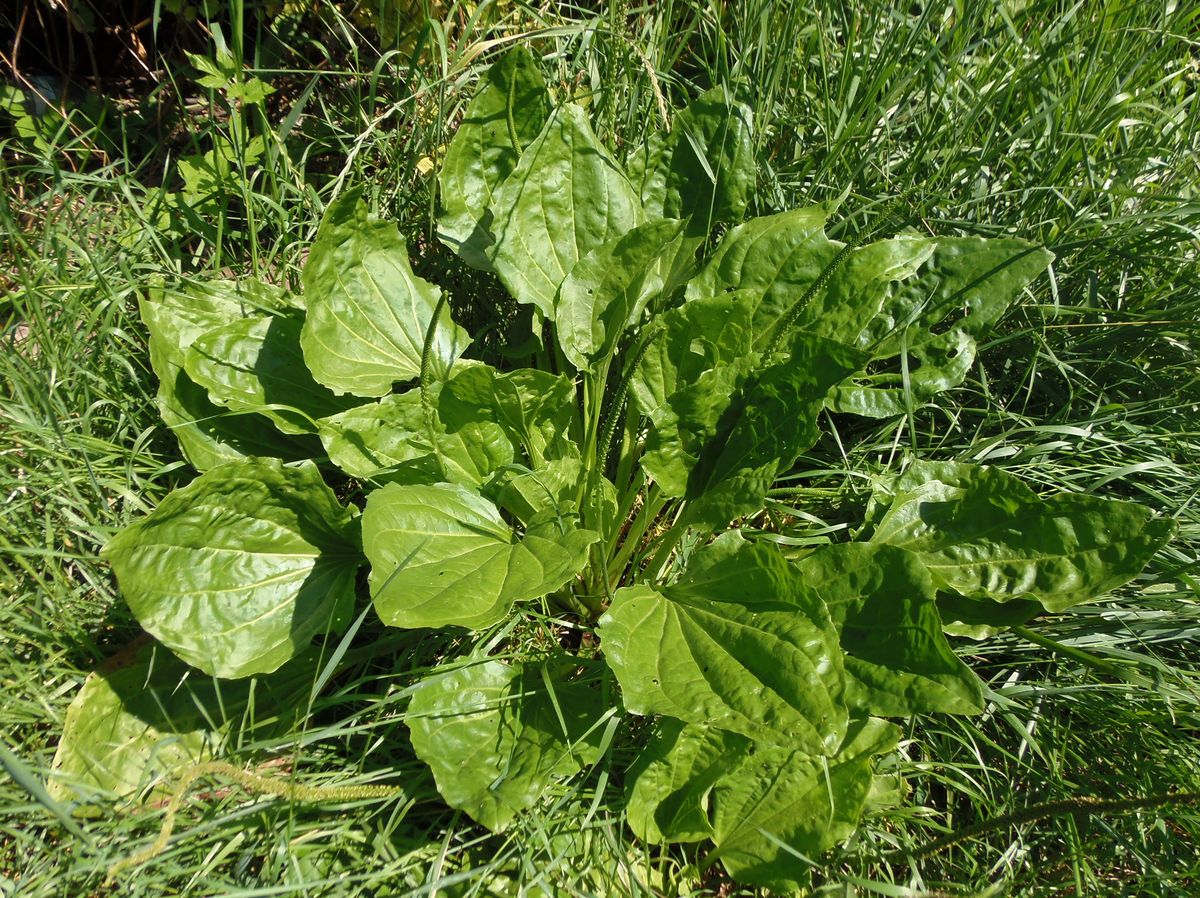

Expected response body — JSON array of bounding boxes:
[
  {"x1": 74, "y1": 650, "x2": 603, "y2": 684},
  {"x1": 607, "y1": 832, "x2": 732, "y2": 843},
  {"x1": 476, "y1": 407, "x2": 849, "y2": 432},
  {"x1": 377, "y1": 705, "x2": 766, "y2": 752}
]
[{"x1": 2, "y1": 0, "x2": 210, "y2": 97}]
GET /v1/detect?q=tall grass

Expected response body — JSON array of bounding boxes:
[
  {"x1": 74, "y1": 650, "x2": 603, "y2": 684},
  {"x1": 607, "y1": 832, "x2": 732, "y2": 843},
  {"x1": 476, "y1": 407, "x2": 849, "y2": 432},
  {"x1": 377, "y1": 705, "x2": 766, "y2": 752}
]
[{"x1": 2, "y1": 1, "x2": 1197, "y2": 895}]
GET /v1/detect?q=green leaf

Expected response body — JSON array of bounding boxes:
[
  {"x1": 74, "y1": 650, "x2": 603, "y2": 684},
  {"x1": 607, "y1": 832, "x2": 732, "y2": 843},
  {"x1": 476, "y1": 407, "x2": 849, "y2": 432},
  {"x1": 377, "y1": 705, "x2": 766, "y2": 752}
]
[
  {"x1": 140, "y1": 282, "x2": 317, "y2": 471},
  {"x1": 437, "y1": 47, "x2": 552, "y2": 270},
  {"x1": 630, "y1": 291, "x2": 755, "y2": 425},
  {"x1": 795, "y1": 542, "x2": 984, "y2": 715},
  {"x1": 626, "y1": 131, "x2": 669, "y2": 218},
  {"x1": 440, "y1": 364, "x2": 576, "y2": 464},
  {"x1": 364, "y1": 483, "x2": 598, "y2": 630},
  {"x1": 870, "y1": 461, "x2": 1174, "y2": 612},
  {"x1": 793, "y1": 235, "x2": 936, "y2": 342},
  {"x1": 300, "y1": 191, "x2": 470, "y2": 397},
  {"x1": 625, "y1": 717, "x2": 752, "y2": 844},
  {"x1": 488, "y1": 105, "x2": 642, "y2": 320},
  {"x1": 687, "y1": 336, "x2": 868, "y2": 527},
  {"x1": 48, "y1": 641, "x2": 311, "y2": 804},
  {"x1": 634, "y1": 86, "x2": 755, "y2": 236},
  {"x1": 936, "y1": 592, "x2": 1043, "y2": 639},
  {"x1": 598, "y1": 535, "x2": 847, "y2": 754},
  {"x1": 708, "y1": 717, "x2": 901, "y2": 890},
  {"x1": 406, "y1": 659, "x2": 605, "y2": 831},
  {"x1": 684, "y1": 207, "x2": 839, "y2": 346},
  {"x1": 635, "y1": 292, "x2": 864, "y2": 511},
  {"x1": 642, "y1": 332, "x2": 867, "y2": 528},
  {"x1": 555, "y1": 218, "x2": 686, "y2": 372},
  {"x1": 177, "y1": 135, "x2": 268, "y2": 206},
  {"x1": 625, "y1": 716, "x2": 900, "y2": 890},
  {"x1": 831, "y1": 239, "x2": 1054, "y2": 417},
  {"x1": 484, "y1": 455, "x2": 583, "y2": 525},
  {"x1": 226, "y1": 76, "x2": 273, "y2": 106},
  {"x1": 184, "y1": 313, "x2": 360, "y2": 434},
  {"x1": 189, "y1": 50, "x2": 236, "y2": 90},
  {"x1": 669, "y1": 530, "x2": 806, "y2": 604},
  {"x1": 318, "y1": 385, "x2": 514, "y2": 487},
  {"x1": 104, "y1": 459, "x2": 362, "y2": 678}
]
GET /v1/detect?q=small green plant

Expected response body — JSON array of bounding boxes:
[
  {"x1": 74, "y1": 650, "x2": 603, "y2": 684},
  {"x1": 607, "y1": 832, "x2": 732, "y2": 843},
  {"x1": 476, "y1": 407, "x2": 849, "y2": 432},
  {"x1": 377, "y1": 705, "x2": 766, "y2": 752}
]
[
  {"x1": 0, "y1": 81, "x2": 119, "y2": 167},
  {"x1": 49, "y1": 48, "x2": 1174, "y2": 891},
  {"x1": 148, "y1": 34, "x2": 280, "y2": 256}
]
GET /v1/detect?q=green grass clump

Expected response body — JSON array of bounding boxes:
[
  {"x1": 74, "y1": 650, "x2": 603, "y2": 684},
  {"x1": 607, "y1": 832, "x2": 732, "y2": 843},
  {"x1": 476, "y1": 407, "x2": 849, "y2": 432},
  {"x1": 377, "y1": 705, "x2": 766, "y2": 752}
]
[{"x1": 2, "y1": 1, "x2": 1198, "y2": 895}]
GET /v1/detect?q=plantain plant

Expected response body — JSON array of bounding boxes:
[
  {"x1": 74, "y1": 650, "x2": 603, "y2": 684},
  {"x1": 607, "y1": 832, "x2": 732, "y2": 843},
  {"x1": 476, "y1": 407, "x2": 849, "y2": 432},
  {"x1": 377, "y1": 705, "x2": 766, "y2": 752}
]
[{"x1": 50, "y1": 48, "x2": 1173, "y2": 891}]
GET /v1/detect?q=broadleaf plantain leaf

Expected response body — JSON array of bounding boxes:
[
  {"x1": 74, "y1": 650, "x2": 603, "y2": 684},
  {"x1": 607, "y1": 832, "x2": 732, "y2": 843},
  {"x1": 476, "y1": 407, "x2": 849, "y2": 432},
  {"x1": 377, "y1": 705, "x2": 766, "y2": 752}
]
[
  {"x1": 796, "y1": 542, "x2": 985, "y2": 715},
  {"x1": 870, "y1": 460, "x2": 1174, "y2": 612},
  {"x1": 625, "y1": 716, "x2": 899, "y2": 891},
  {"x1": 937, "y1": 592, "x2": 1044, "y2": 639},
  {"x1": 406, "y1": 659, "x2": 605, "y2": 831},
  {"x1": 832, "y1": 239, "x2": 1054, "y2": 417},
  {"x1": 630, "y1": 289, "x2": 755, "y2": 415},
  {"x1": 318, "y1": 384, "x2": 514, "y2": 487},
  {"x1": 678, "y1": 334, "x2": 868, "y2": 528},
  {"x1": 48, "y1": 641, "x2": 313, "y2": 805},
  {"x1": 635, "y1": 288, "x2": 866, "y2": 523},
  {"x1": 104, "y1": 459, "x2": 362, "y2": 678},
  {"x1": 437, "y1": 47, "x2": 552, "y2": 270},
  {"x1": 300, "y1": 191, "x2": 470, "y2": 396},
  {"x1": 631, "y1": 86, "x2": 755, "y2": 236},
  {"x1": 709, "y1": 717, "x2": 900, "y2": 890},
  {"x1": 488, "y1": 105, "x2": 642, "y2": 320},
  {"x1": 624, "y1": 717, "x2": 751, "y2": 844},
  {"x1": 598, "y1": 535, "x2": 847, "y2": 754},
  {"x1": 794, "y1": 235, "x2": 936, "y2": 341},
  {"x1": 364, "y1": 482, "x2": 598, "y2": 630},
  {"x1": 555, "y1": 218, "x2": 686, "y2": 372},
  {"x1": 440, "y1": 364, "x2": 576, "y2": 464},
  {"x1": 140, "y1": 282, "x2": 318, "y2": 471},
  {"x1": 684, "y1": 206, "x2": 839, "y2": 346},
  {"x1": 185, "y1": 313, "x2": 359, "y2": 434},
  {"x1": 639, "y1": 329, "x2": 866, "y2": 528}
]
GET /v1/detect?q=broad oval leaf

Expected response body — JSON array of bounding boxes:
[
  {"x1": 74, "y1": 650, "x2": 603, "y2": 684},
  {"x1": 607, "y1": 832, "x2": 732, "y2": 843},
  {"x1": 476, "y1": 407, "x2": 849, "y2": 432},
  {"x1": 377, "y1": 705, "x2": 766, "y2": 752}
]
[
  {"x1": 870, "y1": 460, "x2": 1175, "y2": 612},
  {"x1": 300, "y1": 191, "x2": 470, "y2": 396},
  {"x1": 832, "y1": 238, "x2": 1054, "y2": 417},
  {"x1": 598, "y1": 538, "x2": 847, "y2": 754},
  {"x1": 625, "y1": 717, "x2": 751, "y2": 844},
  {"x1": 555, "y1": 218, "x2": 685, "y2": 372},
  {"x1": 440, "y1": 364, "x2": 576, "y2": 464},
  {"x1": 669, "y1": 529, "x2": 804, "y2": 603},
  {"x1": 625, "y1": 716, "x2": 900, "y2": 891},
  {"x1": 406, "y1": 658, "x2": 604, "y2": 831},
  {"x1": 185, "y1": 313, "x2": 359, "y2": 434},
  {"x1": 48, "y1": 640, "x2": 312, "y2": 804},
  {"x1": 363, "y1": 482, "x2": 598, "y2": 630},
  {"x1": 937, "y1": 592, "x2": 1043, "y2": 639},
  {"x1": 684, "y1": 206, "x2": 838, "y2": 346},
  {"x1": 794, "y1": 235, "x2": 936, "y2": 341},
  {"x1": 484, "y1": 455, "x2": 582, "y2": 524},
  {"x1": 488, "y1": 105, "x2": 642, "y2": 320},
  {"x1": 796, "y1": 542, "x2": 984, "y2": 715},
  {"x1": 141, "y1": 282, "x2": 318, "y2": 471},
  {"x1": 681, "y1": 335, "x2": 868, "y2": 528},
  {"x1": 641, "y1": 331, "x2": 867, "y2": 527},
  {"x1": 632, "y1": 86, "x2": 755, "y2": 236},
  {"x1": 630, "y1": 290, "x2": 755, "y2": 424},
  {"x1": 709, "y1": 717, "x2": 901, "y2": 890},
  {"x1": 859, "y1": 240, "x2": 1054, "y2": 350},
  {"x1": 437, "y1": 47, "x2": 552, "y2": 270},
  {"x1": 318, "y1": 386, "x2": 514, "y2": 486},
  {"x1": 104, "y1": 459, "x2": 363, "y2": 678}
]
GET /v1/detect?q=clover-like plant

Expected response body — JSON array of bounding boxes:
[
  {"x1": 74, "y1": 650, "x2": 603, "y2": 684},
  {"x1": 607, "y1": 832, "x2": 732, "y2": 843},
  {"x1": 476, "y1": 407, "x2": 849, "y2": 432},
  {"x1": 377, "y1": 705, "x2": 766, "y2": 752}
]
[{"x1": 52, "y1": 48, "x2": 1173, "y2": 891}]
